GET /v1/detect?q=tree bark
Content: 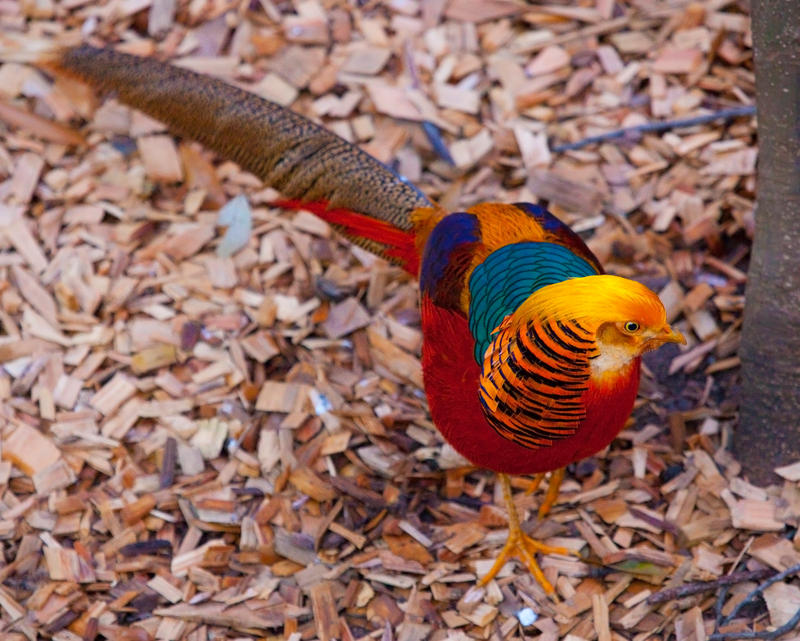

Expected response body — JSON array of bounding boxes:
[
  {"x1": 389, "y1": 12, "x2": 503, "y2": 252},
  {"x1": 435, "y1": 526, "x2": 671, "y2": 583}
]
[{"x1": 737, "y1": 2, "x2": 800, "y2": 484}]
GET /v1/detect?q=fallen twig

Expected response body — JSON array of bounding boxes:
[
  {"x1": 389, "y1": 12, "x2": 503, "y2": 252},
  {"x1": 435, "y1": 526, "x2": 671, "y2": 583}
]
[
  {"x1": 708, "y1": 563, "x2": 800, "y2": 641},
  {"x1": 552, "y1": 105, "x2": 756, "y2": 152},
  {"x1": 709, "y1": 609, "x2": 800, "y2": 641},
  {"x1": 647, "y1": 568, "x2": 776, "y2": 605}
]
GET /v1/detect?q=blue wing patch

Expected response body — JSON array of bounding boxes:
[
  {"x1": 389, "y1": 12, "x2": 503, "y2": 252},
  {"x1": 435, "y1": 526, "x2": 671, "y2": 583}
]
[
  {"x1": 514, "y1": 202, "x2": 566, "y2": 233},
  {"x1": 468, "y1": 242, "x2": 598, "y2": 362},
  {"x1": 419, "y1": 212, "x2": 479, "y2": 296}
]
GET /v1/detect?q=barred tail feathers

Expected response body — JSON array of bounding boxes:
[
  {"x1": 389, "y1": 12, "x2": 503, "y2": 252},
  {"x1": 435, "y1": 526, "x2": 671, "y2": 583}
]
[{"x1": 19, "y1": 43, "x2": 434, "y2": 265}]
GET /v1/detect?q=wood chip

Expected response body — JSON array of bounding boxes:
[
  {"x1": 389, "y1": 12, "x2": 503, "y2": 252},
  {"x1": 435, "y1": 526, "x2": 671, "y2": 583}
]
[
  {"x1": 89, "y1": 373, "x2": 137, "y2": 415},
  {"x1": 2, "y1": 423, "x2": 61, "y2": 476},
  {"x1": 255, "y1": 381, "x2": 312, "y2": 413},
  {"x1": 137, "y1": 134, "x2": 184, "y2": 182}
]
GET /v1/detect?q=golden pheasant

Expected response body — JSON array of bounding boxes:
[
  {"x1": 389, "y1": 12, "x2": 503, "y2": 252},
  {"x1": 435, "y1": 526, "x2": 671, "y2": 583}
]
[{"x1": 24, "y1": 44, "x2": 684, "y2": 593}]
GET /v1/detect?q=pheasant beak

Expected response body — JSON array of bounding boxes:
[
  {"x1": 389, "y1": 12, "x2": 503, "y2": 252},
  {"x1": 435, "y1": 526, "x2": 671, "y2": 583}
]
[
  {"x1": 642, "y1": 324, "x2": 686, "y2": 352},
  {"x1": 659, "y1": 325, "x2": 686, "y2": 345}
]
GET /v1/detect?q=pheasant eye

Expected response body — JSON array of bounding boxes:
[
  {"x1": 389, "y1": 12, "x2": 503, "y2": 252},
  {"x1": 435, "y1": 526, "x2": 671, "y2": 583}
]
[{"x1": 624, "y1": 321, "x2": 640, "y2": 333}]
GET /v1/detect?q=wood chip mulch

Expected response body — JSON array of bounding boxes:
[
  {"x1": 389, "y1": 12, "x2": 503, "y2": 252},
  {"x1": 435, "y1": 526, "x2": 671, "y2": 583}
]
[{"x1": 2, "y1": 1, "x2": 798, "y2": 640}]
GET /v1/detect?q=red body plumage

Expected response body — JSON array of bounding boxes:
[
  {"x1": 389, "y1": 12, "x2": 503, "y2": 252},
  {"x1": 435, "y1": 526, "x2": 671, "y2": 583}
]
[{"x1": 421, "y1": 297, "x2": 641, "y2": 474}]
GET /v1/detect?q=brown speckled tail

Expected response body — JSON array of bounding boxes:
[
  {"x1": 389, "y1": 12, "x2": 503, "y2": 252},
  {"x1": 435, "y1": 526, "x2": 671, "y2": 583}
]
[{"x1": 56, "y1": 45, "x2": 431, "y2": 233}]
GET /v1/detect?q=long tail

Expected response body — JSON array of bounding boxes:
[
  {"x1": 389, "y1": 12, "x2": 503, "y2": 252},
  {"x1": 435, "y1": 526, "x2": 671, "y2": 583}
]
[{"x1": 22, "y1": 43, "x2": 436, "y2": 272}]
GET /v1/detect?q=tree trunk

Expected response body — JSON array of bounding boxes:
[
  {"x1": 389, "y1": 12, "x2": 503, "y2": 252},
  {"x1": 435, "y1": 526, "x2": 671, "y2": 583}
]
[{"x1": 737, "y1": 1, "x2": 800, "y2": 484}]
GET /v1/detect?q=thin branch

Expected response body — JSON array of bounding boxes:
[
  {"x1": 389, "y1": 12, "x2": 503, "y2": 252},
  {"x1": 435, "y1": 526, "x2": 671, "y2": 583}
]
[
  {"x1": 716, "y1": 583, "x2": 731, "y2": 630},
  {"x1": 719, "y1": 563, "x2": 800, "y2": 627},
  {"x1": 709, "y1": 607, "x2": 800, "y2": 641},
  {"x1": 647, "y1": 568, "x2": 776, "y2": 605},
  {"x1": 716, "y1": 537, "x2": 756, "y2": 629},
  {"x1": 705, "y1": 563, "x2": 800, "y2": 641},
  {"x1": 551, "y1": 105, "x2": 756, "y2": 152}
]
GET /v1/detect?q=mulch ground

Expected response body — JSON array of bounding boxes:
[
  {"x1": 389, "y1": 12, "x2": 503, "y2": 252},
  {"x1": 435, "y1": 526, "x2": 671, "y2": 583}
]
[{"x1": 3, "y1": 1, "x2": 799, "y2": 640}]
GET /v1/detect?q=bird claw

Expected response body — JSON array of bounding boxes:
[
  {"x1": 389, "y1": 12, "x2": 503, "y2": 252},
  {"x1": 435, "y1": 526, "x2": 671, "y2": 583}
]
[
  {"x1": 478, "y1": 527, "x2": 572, "y2": 595},
  {"x1": 480, "y1": 473, "x2": 580, "y2": 598}
]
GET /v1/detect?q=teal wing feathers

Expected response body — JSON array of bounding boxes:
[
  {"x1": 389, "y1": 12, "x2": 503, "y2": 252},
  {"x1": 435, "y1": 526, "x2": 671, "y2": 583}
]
[{"x1": 468, "y1": 242, "x2": 599, "y2": 362}]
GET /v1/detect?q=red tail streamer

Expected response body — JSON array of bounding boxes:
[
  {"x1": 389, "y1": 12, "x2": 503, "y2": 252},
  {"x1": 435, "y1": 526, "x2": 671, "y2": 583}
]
[{"x1": 274, "y1": 199, "x2": 419, "y2": 276}]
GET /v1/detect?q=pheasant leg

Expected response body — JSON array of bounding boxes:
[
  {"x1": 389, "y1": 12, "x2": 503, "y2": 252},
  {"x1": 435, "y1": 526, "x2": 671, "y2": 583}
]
[
  {"x1": 524, "y1": 467, "x2": 566, "y2": 517},
  {"x1": 478, "y1": 473, "x2": 570, "y2": 594},
  {"x1": 537, "y1": 467, "x2": 565, "y2": 518},
  {"x1": 525, "y1": 472, "x2": 546, "y2": 495}
]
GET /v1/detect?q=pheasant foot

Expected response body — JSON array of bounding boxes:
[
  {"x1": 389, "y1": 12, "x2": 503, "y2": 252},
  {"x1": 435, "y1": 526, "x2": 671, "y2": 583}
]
[{"x1": 478, "y1": 473, "x2": 572, "y2": 594}]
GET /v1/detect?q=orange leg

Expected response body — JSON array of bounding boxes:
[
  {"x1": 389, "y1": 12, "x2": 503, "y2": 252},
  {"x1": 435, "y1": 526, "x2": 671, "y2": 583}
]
[
  {"x1": 537, "y1": 467, "x2": 565, "y2": 518},
  {"x1": 478, "y1": 473, "x2": 570, "y2": 594},
  {"x1": 524, "y1": 473, "x2": 546, "y2": 495},
  {"x1": 523, "y1": 468, "x2": 567, "y2": 517}
]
